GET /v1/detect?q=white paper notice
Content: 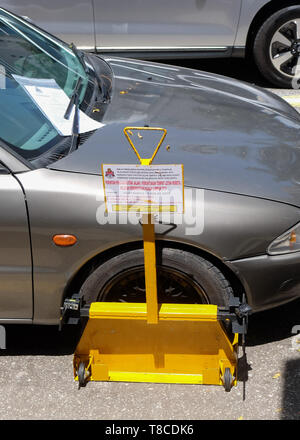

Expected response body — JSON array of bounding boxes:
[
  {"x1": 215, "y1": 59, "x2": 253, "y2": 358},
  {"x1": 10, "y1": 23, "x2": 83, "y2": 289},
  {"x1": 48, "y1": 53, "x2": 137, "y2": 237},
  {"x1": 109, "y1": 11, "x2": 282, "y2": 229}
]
[
  {"x1": 13, "y1": 75, "x2": 104, "y2": 136},
  {"x1": 102, "y1": 164, "x2": 184, "y2": 214}
]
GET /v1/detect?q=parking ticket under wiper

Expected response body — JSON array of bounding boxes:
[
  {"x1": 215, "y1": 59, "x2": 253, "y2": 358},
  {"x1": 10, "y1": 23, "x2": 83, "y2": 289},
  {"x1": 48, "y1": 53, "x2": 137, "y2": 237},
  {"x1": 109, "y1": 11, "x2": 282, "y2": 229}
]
[{"x1": 13, "y1": 75, "x2": 104, "y2": 136}]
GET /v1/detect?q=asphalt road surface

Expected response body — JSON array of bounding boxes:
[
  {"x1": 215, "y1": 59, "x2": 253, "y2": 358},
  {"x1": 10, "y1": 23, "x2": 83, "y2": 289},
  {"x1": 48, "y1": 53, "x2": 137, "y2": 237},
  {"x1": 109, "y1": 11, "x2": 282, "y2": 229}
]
[{"x1": 1, "y1": 58, "x2": 300, "y2": 421}]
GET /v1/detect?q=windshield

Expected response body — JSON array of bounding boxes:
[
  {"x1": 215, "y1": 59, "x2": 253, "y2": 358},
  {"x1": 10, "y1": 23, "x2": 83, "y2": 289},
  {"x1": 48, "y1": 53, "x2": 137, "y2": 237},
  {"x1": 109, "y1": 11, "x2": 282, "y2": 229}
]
[{"x1": 0, "y1": 8, "x2": 92, "y2": 160}]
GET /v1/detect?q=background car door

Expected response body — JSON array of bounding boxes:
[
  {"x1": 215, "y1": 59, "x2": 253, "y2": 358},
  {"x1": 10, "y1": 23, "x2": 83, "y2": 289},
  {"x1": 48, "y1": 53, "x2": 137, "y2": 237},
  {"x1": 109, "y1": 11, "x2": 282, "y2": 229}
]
[
  {"x1": 0, "y1": 169, "x2": 32, "y2": 319},
  {"x1": 93, "y1": 0, "x2": 242, "y2": 51},
  {"x1": 0, "y1": 0, "x2": 95, "y2": 50}
]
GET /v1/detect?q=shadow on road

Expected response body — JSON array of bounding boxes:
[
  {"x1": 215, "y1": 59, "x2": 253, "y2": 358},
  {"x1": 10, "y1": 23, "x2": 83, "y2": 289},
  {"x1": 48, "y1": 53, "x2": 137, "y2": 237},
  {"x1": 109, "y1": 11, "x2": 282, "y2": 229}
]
[
  {"x1": 0, "y1": 323, "x2": 82, "y2": 356},
  {"x1": 246, "y1": 298, "x2": 300, "y2": 347}
]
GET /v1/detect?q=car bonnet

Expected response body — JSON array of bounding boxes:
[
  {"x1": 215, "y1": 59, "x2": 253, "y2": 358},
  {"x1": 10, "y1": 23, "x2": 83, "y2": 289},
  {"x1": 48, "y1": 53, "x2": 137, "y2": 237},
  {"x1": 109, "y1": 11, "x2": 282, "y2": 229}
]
[{"x1": 50, "y1": 57, "x2": 300, "y2": 208}]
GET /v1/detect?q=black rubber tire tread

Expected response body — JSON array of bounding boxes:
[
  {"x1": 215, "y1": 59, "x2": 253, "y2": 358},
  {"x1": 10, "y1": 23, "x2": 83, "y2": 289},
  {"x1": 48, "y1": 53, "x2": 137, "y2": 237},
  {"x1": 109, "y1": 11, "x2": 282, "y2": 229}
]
[
  {"x1": 253, "y1": 6, "x2": 300, "y2": 88},
  {"x1": 79, "y1": 247, "x2": 232, "y2": 307}
]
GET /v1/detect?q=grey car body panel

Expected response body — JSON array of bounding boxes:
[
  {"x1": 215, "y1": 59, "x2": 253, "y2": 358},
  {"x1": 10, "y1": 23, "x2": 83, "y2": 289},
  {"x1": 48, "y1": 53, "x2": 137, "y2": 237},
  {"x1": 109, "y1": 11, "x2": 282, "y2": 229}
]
[
  {"x1": 0, "y1": 173, "x2": 32, "y2": 319},
  {"x1": 0, "y1": 0, "x2": 95, "y2": 48},
  {"x1": 15, "y1": 167, "x2": 300, "y2": 324},
  {"x1": 52, "y1": 56, "x2": 300, "y2": 208},
  {"x1": 93, "y1": 0, "x2": 242, "y2": 50}
]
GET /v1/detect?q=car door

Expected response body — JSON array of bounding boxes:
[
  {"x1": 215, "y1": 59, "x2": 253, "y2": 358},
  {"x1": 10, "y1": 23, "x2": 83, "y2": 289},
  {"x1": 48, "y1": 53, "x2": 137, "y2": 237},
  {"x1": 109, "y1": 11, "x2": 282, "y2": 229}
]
[
  {"x1": 93, "y1": 0, "x2": 242, "y2": 52},
  {"x1": 0, "y1": 0, "x2": 95, "y2": 50},
  {"x1": 0, "y1": 160, "x2": 32, "y2": 320}
]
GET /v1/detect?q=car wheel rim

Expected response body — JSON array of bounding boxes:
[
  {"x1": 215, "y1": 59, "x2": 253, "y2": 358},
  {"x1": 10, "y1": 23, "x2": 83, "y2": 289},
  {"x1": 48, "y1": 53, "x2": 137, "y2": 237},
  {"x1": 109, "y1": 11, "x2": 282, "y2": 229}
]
[
  {"x1": 269, "y1": 18, "x2": 300, "y2": 79},
  {"x1": 99, "y1": 266, "x2": 209, "y2": 304}
]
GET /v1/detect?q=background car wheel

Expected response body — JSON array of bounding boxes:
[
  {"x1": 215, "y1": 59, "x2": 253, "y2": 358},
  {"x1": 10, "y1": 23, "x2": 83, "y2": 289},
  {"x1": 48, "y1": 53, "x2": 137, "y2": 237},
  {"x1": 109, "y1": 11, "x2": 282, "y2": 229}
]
[
  {"x1": 79, "y1": 247, "x2": 232, "y2": 307},
  {"x1": 253, "y1": 6, "x2": 300, "y2": 88}
]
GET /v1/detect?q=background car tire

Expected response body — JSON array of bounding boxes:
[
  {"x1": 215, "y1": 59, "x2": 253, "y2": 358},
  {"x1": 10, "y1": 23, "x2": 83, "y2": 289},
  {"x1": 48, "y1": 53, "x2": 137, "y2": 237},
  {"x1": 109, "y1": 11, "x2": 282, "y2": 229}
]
[
  {"x1": 79, "y1": 247, "x2": 232, "y2": 307},
  {"x1": 253, "y1": 6, "x2": 300, "y2": 88}
]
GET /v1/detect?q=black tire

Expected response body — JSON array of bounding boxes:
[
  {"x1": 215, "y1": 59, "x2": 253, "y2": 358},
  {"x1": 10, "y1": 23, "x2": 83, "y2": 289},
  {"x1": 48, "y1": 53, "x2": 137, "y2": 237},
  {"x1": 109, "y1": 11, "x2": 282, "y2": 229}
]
[
  {"x1": 79, "y1": 247, "x2": 232, "y2": 307},
  {"x1": 253, "y1": 6, "x2": 300, "y2": 88}
]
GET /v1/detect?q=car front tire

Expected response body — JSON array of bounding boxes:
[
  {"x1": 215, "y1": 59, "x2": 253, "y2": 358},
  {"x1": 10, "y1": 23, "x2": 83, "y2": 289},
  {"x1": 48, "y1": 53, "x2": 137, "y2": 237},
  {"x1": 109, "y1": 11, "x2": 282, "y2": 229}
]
[
  {"x1": 253, "y1": 6, "x2": 300, "y2": 88},
  {"x1": 79, "y1": 247, "x2": 232, "y2": 307}
]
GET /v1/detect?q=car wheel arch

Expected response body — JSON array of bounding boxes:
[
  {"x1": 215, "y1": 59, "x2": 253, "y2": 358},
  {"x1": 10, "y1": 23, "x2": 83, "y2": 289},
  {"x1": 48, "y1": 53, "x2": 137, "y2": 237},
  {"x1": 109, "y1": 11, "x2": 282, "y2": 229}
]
[{"x1": 62, "y1": 239, "x2": 246, "y2": 306}]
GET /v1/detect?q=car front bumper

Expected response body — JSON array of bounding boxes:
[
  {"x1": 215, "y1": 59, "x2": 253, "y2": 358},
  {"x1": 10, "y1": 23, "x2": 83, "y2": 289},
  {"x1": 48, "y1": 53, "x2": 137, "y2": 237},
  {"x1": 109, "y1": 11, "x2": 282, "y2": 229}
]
[{"x1": 229, "y1": 252, "x2": 300, "y2": 312}]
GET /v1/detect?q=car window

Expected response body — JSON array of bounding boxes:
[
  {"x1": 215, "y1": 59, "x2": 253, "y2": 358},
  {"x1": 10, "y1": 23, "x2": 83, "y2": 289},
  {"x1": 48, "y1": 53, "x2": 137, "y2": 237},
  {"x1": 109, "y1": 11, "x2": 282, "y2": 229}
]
[{"x1": 0, "y1": 9, "x2": 90, "y2": 160}]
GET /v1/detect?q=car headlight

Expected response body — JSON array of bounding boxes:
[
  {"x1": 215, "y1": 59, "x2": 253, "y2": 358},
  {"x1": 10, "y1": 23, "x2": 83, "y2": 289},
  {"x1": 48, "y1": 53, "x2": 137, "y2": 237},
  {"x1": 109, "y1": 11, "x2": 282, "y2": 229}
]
[{"x1": 268, "y1": 222, "x2": 300, "y2": 255}]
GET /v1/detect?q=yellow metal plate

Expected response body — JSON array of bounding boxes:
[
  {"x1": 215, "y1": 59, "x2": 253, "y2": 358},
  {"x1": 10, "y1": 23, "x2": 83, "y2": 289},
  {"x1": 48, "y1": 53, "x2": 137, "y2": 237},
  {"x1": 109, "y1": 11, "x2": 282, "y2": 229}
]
[
  {"x1": 89, "y1": 302, "x2": 218, "y2": 321},
  {"x1": 112, "y1": 205, "x2": 178, "y2": 212},
  {"x1": 107, "y1": 371, "x2": 203, "y2": 384}
]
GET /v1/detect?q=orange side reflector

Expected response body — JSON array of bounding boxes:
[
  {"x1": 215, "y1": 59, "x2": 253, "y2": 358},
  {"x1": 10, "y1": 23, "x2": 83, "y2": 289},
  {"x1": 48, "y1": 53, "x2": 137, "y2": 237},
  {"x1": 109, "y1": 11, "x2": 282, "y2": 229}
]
[
  {"x1": 290, "y1": 231, "x2": 297, "y2": 244},
  {"x1": 52, "y1": 234, "x2": 77, "y2": 247}
]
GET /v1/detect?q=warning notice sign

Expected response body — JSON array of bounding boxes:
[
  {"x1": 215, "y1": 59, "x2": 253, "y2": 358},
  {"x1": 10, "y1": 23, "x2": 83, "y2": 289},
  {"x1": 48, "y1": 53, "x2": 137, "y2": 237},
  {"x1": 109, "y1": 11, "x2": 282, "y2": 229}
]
[{"x1": 102, "y1": 164, "x2": 184, "y2": 214}]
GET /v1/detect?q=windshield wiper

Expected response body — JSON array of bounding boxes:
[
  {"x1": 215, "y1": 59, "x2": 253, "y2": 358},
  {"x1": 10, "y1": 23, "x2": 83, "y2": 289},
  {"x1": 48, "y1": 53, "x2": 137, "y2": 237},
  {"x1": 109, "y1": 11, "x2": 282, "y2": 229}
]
[
  {"x1": 64, "y1": 76, "x2": 82, "y2": 120},
  {"x1": 69, "y1": 42, "x2": 89, "y2": 74},
  {"x1": 64, "y1": 76, "x2": 82, "y2": 153},
  {"x1": 64, "y1": 43, "x2": 91, "y2": 154}
]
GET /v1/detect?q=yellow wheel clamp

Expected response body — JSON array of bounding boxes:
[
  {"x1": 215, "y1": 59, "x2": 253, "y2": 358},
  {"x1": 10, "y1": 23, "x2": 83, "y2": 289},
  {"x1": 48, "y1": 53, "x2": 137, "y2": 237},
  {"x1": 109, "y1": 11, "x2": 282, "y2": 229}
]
[{"x1": 59, "y1": 127, "x2": 252, "y2": 393}]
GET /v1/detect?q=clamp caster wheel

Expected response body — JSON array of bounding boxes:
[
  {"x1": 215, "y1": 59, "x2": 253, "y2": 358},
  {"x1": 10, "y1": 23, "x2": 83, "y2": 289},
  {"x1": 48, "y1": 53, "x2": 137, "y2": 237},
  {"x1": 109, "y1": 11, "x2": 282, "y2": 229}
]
[
  {"x1": 223, "y1": 368, "x2": 233, "y2": 392},
  {"x1": 77, "y1": 362, "x2": 88, "y2": 389}
]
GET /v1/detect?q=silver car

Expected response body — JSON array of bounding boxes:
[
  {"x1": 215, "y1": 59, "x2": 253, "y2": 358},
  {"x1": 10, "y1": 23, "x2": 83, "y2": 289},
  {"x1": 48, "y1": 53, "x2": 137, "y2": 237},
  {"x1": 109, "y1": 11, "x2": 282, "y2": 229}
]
[
  {"x1": 1, "y1": 8, "x2": 300, "y2": 327},
  {"x1": 4, "y1": 1, "x2": 300, "y2": 87}
]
